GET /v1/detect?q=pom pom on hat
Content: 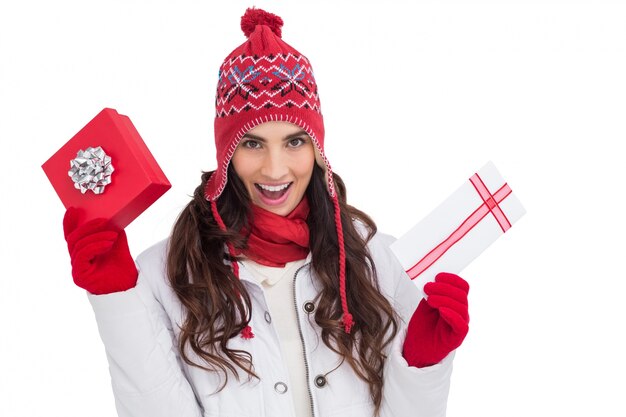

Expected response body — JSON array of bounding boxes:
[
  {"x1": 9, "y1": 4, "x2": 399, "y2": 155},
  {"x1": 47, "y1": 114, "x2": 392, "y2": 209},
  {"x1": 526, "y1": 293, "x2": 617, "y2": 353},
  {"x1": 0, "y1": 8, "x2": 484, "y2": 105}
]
[{"x1": 241, "y1": 7, "x2": 284, "y2": 38}]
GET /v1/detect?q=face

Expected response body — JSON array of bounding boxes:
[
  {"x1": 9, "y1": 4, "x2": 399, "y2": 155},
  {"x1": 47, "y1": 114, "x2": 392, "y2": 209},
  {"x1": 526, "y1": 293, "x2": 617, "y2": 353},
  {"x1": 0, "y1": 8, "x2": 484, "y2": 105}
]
[{"x1": 231, "y1": 121, "x2": 316, "y2": 216}]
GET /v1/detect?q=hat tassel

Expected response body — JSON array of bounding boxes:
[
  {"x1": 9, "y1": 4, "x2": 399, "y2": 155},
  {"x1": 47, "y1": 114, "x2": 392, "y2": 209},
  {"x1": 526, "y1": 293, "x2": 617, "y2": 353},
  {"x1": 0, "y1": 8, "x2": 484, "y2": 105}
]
[
  {"x1": 210, "y1": 200, "x2": 254, "y2": 339},
  {"x1": 332, "y1": 194, "x2": 353, "y2": 334}
]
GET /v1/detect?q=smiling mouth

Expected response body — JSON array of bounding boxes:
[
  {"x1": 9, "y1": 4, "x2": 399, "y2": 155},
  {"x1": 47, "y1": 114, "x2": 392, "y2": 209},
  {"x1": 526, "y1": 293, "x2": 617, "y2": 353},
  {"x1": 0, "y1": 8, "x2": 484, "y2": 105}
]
[{"x1": 255, "y1": 182, "x2": 292, "y2": 200}]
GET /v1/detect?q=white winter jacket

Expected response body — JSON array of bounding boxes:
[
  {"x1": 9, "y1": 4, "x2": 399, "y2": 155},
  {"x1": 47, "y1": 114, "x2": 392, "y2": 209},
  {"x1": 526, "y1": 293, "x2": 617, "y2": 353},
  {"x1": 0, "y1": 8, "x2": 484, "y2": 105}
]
[{"x1": 87, "y1": 229, "x2": 455, "y2": 417}]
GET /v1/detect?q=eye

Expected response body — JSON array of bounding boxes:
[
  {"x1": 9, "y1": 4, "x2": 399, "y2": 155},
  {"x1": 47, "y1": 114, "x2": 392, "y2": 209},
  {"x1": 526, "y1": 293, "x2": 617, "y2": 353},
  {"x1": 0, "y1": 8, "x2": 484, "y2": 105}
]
[
  {"x1": 288, "y1": 137, "x2": 307, "y2": 148},
  {"x1": 241, "y1": 139, "x2": 261, "y2": 149}
]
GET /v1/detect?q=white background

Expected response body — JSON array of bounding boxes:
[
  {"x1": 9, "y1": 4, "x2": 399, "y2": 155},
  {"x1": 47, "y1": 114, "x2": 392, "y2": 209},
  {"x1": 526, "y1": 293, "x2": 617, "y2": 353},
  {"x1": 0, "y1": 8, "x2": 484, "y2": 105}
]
[{"x1": 1, "y1": 0, "x2": 625, "y2": 415}]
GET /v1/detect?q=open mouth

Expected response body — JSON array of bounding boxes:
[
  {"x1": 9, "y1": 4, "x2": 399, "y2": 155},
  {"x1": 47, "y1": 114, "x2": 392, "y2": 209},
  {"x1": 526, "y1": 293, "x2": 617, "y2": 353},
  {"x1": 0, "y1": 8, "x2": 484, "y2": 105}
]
[{"x1": 255, "y1": 182, "x2": 292, "y2": 202}]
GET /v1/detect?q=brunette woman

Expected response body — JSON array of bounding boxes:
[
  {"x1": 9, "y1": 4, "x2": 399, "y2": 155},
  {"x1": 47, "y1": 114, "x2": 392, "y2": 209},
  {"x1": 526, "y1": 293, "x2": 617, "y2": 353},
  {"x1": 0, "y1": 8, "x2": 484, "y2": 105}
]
[{"x1": 62, "y1": 8, "x2": 470, "y2": 417}]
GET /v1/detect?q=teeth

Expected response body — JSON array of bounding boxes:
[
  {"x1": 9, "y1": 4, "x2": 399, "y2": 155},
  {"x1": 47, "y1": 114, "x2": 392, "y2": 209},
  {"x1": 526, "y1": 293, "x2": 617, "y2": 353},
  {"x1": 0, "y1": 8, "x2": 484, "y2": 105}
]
[{"x1": 257, "y1": 183, "x2": 290, "y2": 192}]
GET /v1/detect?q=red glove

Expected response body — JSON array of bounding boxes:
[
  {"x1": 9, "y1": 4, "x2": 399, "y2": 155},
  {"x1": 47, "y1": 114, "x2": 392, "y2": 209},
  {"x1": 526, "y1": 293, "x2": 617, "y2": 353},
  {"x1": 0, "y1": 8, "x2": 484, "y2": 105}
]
[
  {"x1": 402, "y1": 272, "x2": 469, "y2": 368},
  {"x1": 63, "y1": 207, "x2": 138, "y2": 295}
]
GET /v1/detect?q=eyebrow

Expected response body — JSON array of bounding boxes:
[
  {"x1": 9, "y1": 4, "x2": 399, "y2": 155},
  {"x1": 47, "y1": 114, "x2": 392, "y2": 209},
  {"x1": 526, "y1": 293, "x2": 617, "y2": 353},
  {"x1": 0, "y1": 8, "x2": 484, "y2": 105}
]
[{"x1": 242, "y1": 130, "x2": 309, "y2": 142}]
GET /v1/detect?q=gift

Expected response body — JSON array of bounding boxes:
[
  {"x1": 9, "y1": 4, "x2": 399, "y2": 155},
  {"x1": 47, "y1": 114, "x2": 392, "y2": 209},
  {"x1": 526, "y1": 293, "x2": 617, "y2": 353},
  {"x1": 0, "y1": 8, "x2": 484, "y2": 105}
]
[
  {"x1": 42, "y1": 108, "x2": 171, "y2": 229},
  {"x1": 390, "y1": 161, "x2": 525, "y2": 293}
]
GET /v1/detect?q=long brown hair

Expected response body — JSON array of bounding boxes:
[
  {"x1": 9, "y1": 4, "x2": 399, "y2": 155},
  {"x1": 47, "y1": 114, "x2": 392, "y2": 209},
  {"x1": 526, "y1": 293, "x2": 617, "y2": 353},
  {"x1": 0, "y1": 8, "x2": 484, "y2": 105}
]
[{"x1": 167, "y1": 164, "x2": 399, "y2": 415}]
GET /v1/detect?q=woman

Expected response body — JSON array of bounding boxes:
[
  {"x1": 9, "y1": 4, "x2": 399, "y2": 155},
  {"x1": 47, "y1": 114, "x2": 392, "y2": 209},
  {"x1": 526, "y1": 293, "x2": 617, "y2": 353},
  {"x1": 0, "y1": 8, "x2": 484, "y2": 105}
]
[{"x1": 62, "y1": 8, "x2": 470, "y2": 417}]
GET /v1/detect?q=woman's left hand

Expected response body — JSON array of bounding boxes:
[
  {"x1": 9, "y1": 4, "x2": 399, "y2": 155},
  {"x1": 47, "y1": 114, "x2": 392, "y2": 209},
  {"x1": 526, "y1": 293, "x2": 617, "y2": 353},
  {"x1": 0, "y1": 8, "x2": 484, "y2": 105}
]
[{"x1": 402, "y1": 272, "x2": 470, "y2": 368}]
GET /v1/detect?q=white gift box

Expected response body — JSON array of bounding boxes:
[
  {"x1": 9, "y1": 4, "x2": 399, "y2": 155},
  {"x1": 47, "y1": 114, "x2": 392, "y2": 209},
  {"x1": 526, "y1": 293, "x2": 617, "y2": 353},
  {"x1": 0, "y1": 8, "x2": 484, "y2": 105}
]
[{"x1": 390, "y1": 161, "x2": 525, "y2": 294}]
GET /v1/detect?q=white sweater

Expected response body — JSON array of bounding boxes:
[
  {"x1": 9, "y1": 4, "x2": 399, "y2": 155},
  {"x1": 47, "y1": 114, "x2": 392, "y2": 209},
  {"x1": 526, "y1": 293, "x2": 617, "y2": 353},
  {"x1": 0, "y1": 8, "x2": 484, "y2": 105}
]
[{"x1": 241, "y1": 258, "x2": 311, "y2": 417}]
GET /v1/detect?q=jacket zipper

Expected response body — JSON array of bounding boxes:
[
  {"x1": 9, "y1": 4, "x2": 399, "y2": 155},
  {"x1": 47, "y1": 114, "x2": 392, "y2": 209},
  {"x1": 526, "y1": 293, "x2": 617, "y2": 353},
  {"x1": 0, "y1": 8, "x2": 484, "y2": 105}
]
[{"x1": 293, "y1": 263, "x2": 317, "y2": 417}]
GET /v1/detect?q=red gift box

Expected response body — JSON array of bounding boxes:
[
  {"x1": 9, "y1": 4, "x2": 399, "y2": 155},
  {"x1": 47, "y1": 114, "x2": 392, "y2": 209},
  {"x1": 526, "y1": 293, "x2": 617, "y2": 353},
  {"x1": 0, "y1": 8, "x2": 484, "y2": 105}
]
[{"x1": 42, "y1": 108, "x2": 171, "y2": 229}]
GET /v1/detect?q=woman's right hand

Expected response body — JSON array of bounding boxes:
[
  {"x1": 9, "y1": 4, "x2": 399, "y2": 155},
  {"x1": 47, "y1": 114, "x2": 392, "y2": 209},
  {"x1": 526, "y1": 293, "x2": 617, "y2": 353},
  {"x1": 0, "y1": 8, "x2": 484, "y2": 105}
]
[{"x1": 63, "y1": 207, "x2": 138, "y2": 295}]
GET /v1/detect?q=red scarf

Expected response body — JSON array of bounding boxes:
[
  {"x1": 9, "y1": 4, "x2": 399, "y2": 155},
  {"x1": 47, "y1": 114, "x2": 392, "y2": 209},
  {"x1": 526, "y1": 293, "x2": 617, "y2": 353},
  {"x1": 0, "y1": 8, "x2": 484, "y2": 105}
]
[{"x1": 241, "y1": 197, "x2": 310, "y2": 267}]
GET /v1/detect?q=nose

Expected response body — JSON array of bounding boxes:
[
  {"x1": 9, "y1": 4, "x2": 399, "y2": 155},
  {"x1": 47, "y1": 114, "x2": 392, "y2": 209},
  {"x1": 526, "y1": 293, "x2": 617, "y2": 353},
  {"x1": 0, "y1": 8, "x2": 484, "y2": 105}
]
[{"x1": 260, "y1": 148, "x2": 289, "y2": 179}]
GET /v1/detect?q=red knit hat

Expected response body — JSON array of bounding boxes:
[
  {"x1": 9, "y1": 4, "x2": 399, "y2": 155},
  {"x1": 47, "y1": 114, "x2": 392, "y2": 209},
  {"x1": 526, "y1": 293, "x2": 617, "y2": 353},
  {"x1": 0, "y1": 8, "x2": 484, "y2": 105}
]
[
  {"x1": 204, "y1": 8, "x2": 353, "y2": 337},
  {"x1": 205, "y1": 7, "x2": 334, "y2": 200}
]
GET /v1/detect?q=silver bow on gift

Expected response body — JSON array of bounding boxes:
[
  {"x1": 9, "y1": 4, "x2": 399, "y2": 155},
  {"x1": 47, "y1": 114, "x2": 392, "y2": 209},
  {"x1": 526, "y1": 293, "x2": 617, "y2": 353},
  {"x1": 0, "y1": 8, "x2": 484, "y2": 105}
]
[{"x1": 68, "y1": 146, "x2": 115, "y2": 194}]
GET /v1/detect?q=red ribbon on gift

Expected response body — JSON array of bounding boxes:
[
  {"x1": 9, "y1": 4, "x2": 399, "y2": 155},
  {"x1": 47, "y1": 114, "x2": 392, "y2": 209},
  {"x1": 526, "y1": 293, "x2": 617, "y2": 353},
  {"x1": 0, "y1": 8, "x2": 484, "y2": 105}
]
[{"x1": 406, "y1": 173, "x2": 513, "y2": 280}]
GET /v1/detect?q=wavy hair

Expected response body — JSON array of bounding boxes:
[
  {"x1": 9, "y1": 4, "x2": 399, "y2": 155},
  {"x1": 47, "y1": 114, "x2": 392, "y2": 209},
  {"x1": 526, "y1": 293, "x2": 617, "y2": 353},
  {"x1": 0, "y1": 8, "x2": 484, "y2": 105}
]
[{"x1": 167, "y1": 164, "x2": 399, "y2": 415}]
